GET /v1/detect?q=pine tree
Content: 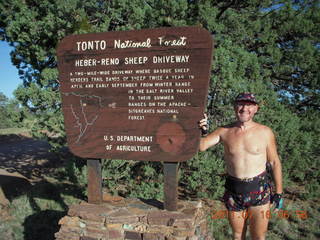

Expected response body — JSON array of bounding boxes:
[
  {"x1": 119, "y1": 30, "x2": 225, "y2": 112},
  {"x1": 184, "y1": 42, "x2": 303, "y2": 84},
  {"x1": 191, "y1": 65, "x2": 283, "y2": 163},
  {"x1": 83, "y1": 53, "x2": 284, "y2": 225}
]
[{"x1": 0, "y1": 92, "x2": 11, "y2": 128}]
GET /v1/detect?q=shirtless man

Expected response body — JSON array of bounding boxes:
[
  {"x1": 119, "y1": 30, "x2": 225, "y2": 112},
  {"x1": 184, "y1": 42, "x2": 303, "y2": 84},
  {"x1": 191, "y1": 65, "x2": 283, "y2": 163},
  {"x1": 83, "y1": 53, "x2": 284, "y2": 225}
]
[{"x1": 199, "y1": 93, "x2": 283, "y2": 240}]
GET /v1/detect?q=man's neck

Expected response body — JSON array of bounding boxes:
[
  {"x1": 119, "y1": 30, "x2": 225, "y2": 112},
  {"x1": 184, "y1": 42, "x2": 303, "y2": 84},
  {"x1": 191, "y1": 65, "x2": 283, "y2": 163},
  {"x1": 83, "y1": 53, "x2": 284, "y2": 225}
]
[{"x1": 236, "y1": 120, "x2": 255, "y2": 131}]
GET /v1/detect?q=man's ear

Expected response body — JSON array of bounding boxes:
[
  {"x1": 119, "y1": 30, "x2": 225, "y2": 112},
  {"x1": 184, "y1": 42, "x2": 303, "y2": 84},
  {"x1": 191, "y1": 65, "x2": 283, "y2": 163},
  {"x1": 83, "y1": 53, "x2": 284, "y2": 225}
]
[{"x1": 255, "y1": 104, "x2": 259, "y2": 113}]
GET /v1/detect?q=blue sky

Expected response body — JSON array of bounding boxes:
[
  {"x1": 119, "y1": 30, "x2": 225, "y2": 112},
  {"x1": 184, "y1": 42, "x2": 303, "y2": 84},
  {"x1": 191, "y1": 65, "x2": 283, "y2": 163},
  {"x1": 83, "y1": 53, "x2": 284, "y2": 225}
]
[{"x1": 0, "y1": 41, "x2": 21, "y2": 99}]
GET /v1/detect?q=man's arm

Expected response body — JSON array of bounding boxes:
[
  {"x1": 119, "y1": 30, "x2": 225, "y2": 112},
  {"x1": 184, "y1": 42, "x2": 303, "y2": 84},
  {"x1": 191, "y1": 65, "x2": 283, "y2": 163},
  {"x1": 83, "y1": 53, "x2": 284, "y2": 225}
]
[
  {"x1": 198, "y1": 114, "x2": 223, "y2": 151},
  {"x1": 266, "y1": 129, "x2": 283, "y2": 194},
  {"x1": 199, "y1": 128, "x2": 222, "y2": 151}
]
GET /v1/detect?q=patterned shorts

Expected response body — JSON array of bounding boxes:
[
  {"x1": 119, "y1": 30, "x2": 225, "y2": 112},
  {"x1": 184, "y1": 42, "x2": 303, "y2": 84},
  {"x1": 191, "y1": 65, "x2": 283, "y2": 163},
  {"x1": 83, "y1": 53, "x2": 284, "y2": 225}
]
[{"x1": 223, "y1": 171, "x2": 271, "y2": 211}]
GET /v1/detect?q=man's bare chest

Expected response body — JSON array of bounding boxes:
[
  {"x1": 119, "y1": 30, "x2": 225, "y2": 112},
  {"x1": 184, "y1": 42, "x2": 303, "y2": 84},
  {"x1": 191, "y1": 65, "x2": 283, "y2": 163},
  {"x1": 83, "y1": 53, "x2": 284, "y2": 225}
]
[{"x1": 222, "y1": 129, "x2": 267, "y2": 156}]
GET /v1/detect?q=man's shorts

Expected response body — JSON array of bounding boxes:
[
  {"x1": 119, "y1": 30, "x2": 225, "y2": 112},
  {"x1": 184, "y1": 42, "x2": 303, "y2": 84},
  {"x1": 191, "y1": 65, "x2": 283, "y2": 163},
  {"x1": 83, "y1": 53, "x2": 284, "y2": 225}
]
[{"x1": 223, "y1": 171, "x2": 271, "y2": 211}]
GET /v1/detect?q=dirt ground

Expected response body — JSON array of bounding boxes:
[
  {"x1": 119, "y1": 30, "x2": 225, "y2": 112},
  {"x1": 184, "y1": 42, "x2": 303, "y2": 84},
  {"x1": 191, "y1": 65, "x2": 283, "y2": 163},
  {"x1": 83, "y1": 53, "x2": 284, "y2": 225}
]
[{"x1": 0, "y1": 134, "x2": 61, "y2": 207}]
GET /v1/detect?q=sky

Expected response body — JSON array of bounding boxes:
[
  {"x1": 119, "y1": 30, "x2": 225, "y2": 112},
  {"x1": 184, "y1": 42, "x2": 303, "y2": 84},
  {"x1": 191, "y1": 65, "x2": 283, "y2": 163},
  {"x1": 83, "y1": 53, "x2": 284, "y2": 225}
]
[{"x1": 0, "y1": 41, "x2": 21, "y2": 99}]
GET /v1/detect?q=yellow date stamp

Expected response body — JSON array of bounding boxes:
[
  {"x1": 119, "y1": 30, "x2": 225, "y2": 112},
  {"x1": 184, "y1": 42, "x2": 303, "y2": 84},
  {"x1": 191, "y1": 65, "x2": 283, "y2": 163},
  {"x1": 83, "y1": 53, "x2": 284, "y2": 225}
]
[{"x1": 211, "y1": 210, "x2": 308, "y2": 220}]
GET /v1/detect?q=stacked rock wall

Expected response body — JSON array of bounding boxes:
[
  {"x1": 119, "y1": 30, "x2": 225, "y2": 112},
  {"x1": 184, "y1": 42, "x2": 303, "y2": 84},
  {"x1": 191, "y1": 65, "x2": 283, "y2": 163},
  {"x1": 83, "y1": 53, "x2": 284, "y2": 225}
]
[{"x1": 55, "y1": 198, "x2": 213, "y2": 240}]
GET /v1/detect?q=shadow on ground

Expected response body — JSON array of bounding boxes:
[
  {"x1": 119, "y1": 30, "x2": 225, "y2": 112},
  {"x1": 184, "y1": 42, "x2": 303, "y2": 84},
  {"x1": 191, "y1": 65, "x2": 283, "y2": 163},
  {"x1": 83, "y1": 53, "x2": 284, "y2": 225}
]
[
  {"x1": 0, "y1": 174, "x2": 86, "y2": 240},
  {"x1": 0, "y1": 175, "x2": 32, "y2": 201},
  {"x1": 0, "y1": 134, "x2": 64, "y2": 179},
  {"x1": 0, "y1": 134, "x2": 86, "y2": 239},
  {"x1": 23, "y1": 210, "x2": 66, "y2": 240},
  {"x1": 0, "y1": 173, "x2": 86, "y2": 208}
]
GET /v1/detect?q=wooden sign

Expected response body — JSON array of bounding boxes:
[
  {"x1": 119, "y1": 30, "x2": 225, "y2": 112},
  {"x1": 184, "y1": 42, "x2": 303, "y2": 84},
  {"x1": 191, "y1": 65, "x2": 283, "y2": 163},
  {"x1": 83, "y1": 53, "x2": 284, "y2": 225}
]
[{"x1": 57, "y1": 26, "x2": 213, "y2": 162}]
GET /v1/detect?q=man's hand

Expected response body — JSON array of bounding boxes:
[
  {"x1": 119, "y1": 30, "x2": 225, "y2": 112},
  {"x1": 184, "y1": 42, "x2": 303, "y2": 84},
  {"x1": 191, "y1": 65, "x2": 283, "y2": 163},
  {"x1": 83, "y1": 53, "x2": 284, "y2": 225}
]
[
  {"x1": 271, "y1": 193, "x2": 284, "y2": 211},
  {"x1": 199, "y1": 113, "x2": 209, "y2": 136}
]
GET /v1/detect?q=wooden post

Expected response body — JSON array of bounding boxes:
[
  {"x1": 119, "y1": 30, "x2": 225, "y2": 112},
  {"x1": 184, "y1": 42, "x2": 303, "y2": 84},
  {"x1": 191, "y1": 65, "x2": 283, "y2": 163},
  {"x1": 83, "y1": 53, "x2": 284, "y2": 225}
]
[
  {"x1": 164, "y1": 162, "x2": 179, "y2": 211},
  {"x1": 87, "y1": 159, "x2": 102, "y2": 204}
]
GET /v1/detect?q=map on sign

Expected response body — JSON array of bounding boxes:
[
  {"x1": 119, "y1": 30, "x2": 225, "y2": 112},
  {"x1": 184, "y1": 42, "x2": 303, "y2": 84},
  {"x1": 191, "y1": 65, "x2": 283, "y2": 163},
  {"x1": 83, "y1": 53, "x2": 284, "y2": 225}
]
[
  {"x1": 57, "y1": 26, "x2": 213, "y2": 162},
  {"x1": 61, "y1": 93, "x2": 105, "y2": 143}
]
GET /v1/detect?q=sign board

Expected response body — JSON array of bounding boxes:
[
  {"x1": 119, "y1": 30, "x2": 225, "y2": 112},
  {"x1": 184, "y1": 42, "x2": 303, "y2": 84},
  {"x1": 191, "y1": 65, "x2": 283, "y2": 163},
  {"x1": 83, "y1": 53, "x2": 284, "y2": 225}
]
[{"x1": 57, "y1": 26, "x2": 213, "y2": 162}]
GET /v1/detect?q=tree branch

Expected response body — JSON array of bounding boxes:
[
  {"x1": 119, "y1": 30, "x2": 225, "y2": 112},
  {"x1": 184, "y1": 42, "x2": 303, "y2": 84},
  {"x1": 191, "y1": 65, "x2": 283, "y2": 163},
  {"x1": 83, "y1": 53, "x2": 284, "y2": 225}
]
[{"x1": 216, "y1": 0, "x2": 237, "y2": 19}]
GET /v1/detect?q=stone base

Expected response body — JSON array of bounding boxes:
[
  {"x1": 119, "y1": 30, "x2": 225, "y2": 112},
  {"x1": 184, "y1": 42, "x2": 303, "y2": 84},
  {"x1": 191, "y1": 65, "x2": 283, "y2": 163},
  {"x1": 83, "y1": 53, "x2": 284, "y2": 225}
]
[{"x1": 55, "y1": 197, "x2": 213, "y2": 240}]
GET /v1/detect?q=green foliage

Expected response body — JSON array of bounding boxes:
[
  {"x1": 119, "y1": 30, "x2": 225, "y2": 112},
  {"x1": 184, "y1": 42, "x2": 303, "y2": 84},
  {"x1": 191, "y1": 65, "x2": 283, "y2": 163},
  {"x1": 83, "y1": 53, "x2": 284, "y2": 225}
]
[
  {"x1": 102, "y1": 159, "x2": 164, "y2": 199},
  {"x1": 64, "y1": 157, "x2": 87, "y2": 188},
  {"x1": 181, "y1": 149, "x2": 225, "y2": 199},
  {"x1": 0, "y1": 0, "x2": 319, "y2": 199},
  {"x1": 0, "y1": 92, "x2": 11, "y2": 128},
  {"x1": 0, "y1": 92, "x2": 25, "y2": 128}
]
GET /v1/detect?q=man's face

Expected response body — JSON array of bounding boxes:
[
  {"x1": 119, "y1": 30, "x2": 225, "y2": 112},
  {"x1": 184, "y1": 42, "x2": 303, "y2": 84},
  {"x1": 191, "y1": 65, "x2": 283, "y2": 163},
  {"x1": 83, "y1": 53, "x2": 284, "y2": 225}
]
[{"x1": 234, "y1": 101, "x2": 258, "y2": 123}]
